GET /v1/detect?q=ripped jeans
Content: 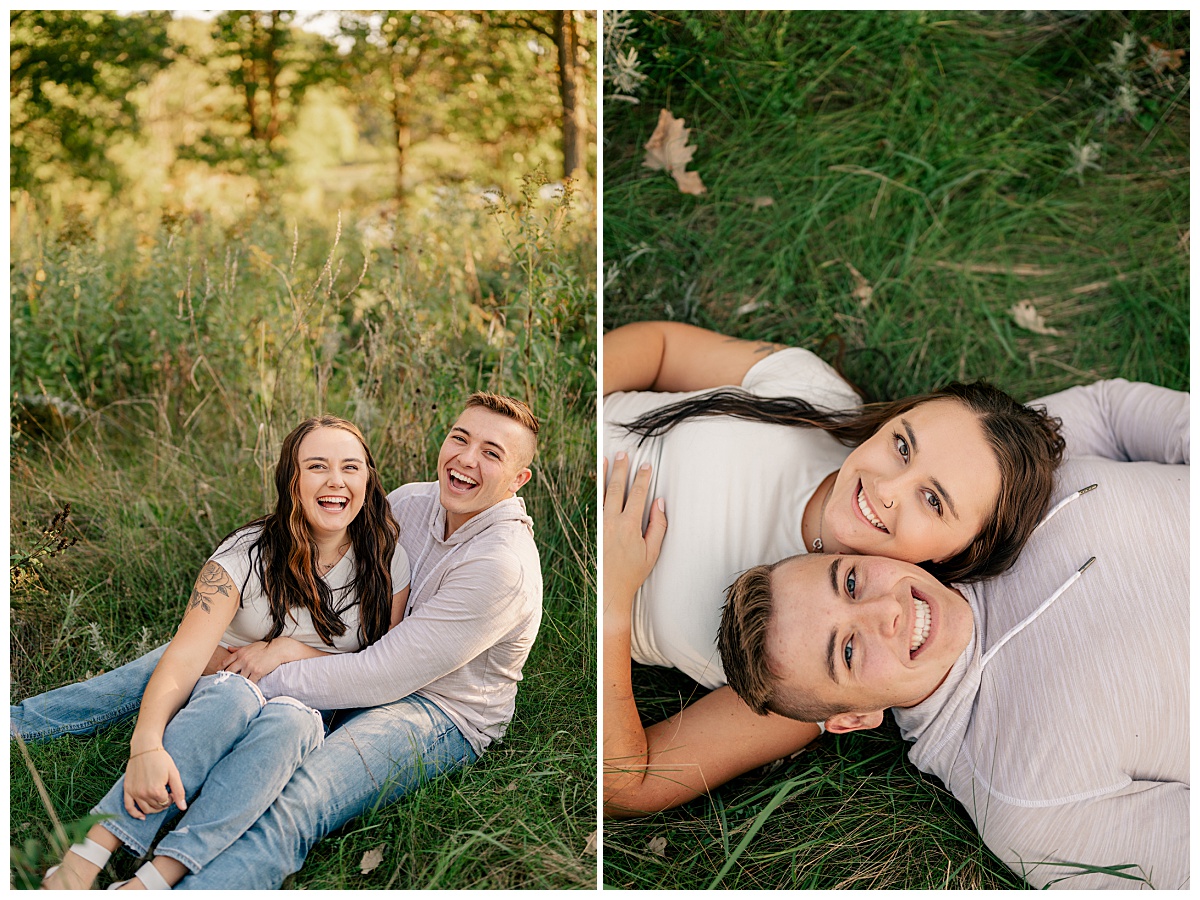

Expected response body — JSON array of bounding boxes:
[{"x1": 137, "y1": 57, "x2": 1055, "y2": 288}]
[
  {"x1": 93, "y1": 672, "x2": 325, "y2": 874},
  {"x1": 13, "y1": 646, "x2": 478, "y2": 888}
]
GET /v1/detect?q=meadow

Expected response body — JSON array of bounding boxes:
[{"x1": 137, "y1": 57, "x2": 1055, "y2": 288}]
[
  {"x1": 601, "y1": 10, "x2": 1187, "y2": 889},
  {"x1": 10, "y1": 174, "x2": 597, "y2": 889}
]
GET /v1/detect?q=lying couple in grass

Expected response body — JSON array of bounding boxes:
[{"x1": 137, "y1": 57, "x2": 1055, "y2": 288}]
[
  {"x1": 603, "y1": 322, "x2": 1187, "y2": 889},
  {"x1": 14, "y1": 392, "x2": 543, "y2": 890}
]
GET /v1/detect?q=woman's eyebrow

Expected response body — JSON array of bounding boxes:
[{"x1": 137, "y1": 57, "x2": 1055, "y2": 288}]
[{"x1": 901, "y1": 418, "x2": 959, "y2": 519}]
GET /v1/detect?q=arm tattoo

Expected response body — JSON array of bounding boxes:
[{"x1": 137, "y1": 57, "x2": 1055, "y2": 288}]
[
  {"x1": 723, "y1": 337, "x2": 784, "y2": 357},
  {"x1": 187, "y1": 561, "x2": 234, "y2": 615}
]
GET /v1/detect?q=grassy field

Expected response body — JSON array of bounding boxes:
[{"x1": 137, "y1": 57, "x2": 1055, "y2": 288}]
[
  {"x1": 10, "y1": 176, "x2": 597, "y2": 889},
  {"x1": 601, "y1": 10, "x2": 1187, "y2": 890}
]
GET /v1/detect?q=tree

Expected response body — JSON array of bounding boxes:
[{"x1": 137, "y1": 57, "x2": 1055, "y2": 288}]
[
  {"x1": 481, "y1": 11, "x2": 595, "y2": 179},
  {"x1": 337, "y1": 11, "x2": 457, "y2": 202},
  {"x1": 10, "y1": 10, "x2": 173, "y2": 192},
  {"x1": 181, "y1": 10, "x2": 339, "y2": 172}
]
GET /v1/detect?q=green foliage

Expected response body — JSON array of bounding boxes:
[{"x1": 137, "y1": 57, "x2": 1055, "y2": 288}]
[
  {"x1": 180, "y1": 11, "x2": 341, "y2": 173},
  {"x1": 603, "y1": 10, "x2": 1187, "y2": 890},
  {"x1": 10, "y1": 177, "x2": 596, "y2": 889},
  {"x1": 10, "y1": 10, "x2": 173, "y2": 192}
]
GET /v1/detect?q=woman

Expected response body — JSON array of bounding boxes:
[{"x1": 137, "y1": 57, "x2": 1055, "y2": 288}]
[
  {"x1": 602, "y1": 321, "x2": 1064, "y2": 816},
  {"x1": 43, "y1": 416, "x2": 409, "y2": 890}
]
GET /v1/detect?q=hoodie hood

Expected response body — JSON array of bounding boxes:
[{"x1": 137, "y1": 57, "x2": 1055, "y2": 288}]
[{"x1": 427, "y1": 486, "x2": 535, "y2": 545}]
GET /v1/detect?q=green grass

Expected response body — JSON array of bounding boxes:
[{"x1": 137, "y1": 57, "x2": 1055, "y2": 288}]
[
  {"x1": 602, "y1": 10, "x2": 1187, "y2": 890},
  {"x1": 10, "y1": 177, "x2": 597, "y2": 889}
]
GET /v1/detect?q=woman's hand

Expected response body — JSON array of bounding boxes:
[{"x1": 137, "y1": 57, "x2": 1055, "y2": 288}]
[
  {"x1": 603, "y1": 453, "x2": 667, "y2": 615},
  {"x1": 124, "y1": 747, "x2": 186, "y2": 820},
  {"x1": 222, "y1": 637, "x2": 328, "y2": 681}
]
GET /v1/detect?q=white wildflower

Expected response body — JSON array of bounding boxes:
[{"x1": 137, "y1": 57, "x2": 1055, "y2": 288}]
[
  {"x1": 1066, "y1": 139, "x2": 1103, "y2": 184},
  {"x1": 604, "y1": 10, "x2": 648, "y2": 104},
  {"x1": 1112, "y1": 84, "x2": 1139, "y2": 117},
  {"x1": 1101, "y1": 32, "x2": 1138, "y2": 74}
]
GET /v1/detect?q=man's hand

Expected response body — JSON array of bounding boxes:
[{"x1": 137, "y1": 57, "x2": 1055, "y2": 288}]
[
  {"x1": 603, "y1": 453, "x2": 667, "y2": 621},
  {"x1": 221, "y1": 638, "x2": 312, "y2": 683}
]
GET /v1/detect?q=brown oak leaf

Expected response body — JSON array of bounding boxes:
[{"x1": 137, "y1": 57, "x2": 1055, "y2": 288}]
[
  {"x1": 643, "y1": 109, "x2": 707, "y2": 195},
  {"x1": 1142, "y1": 37, "x2": 1185, "y2": 73},
  {"x1": 359, "y1": 844, "x2": 386, "y2": 875}
]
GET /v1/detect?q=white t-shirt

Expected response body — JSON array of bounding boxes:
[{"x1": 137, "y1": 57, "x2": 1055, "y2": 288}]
[
  {"x1": 210, "y1": 525, "x2": 410, "y2": 653},
  {"x1": 603, "y1": 348, "x2": 860, "y2": 687}
]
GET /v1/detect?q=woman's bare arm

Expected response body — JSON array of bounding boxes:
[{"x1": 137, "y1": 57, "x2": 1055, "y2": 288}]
[
  {"x1": 124, "y1": 561, "x2": 241, "y2": 817},
  {"x1": 390, "y1": 584, "x2": 410, "y2": 628},
  {"x1": 603, "y1": 321, "x2": 785, "y2": 395},
  {"x1": 601, "y1": 454, "x2": 821, "y2": 817}
]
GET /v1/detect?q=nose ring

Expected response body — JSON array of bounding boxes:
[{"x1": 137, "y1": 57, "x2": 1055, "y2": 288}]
[{"x1": 882, "y1": 499, "x2": 893, "y2": 509}]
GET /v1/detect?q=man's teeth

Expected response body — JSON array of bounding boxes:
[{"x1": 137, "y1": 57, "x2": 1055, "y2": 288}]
[
  {"x1": 911, "y1": 596, "x2": 931, "y2": 652},
  {"x1": 450, "y1": 470, "x2": 478, "y2": 486},
  {"x1": 857, "y1": 487, "x2": 887, "y2": 531}
]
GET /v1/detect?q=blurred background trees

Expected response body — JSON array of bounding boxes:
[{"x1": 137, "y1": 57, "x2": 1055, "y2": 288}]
[{"x1": 10, "y1": 9, "x2": 595, "y2": 214}]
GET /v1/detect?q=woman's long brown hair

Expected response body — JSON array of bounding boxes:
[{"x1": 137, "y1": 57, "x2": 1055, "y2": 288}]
[
  {"x1": 222, "y1": 416, "x2": 399, "y2": 647},
  {"x1": 622, "y1": 383, "x2": 1065, "y2": 582}
]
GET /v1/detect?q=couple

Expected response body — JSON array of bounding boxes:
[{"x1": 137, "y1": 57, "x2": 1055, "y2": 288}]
[
  {"x1": 603, "y1": 321, "x2": 1188, "y2": 889},
  {"x1": 15, "y1": 392, "x2": 543, "y2": 890}
]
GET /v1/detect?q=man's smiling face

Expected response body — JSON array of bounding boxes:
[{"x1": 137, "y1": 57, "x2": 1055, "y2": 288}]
[
  {"x1": 766, "y1": 554, "x2": 974, "y2": 731},
  {"x1": 437, "y1": 405, "x2": 533, "y2": 536}
]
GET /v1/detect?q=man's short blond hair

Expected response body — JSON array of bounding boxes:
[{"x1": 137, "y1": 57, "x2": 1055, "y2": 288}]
[{"x1": 464, "y1": 392, "x2": 540, "y2": 464}]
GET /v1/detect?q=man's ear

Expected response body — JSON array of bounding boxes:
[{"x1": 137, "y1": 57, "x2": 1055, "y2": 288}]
[
  {"x1": 508, "y1": 467, "x2": 532, "y2": 494},
  {"x1": 823, "y1": 709, "x2": 884, "y2": 734}
]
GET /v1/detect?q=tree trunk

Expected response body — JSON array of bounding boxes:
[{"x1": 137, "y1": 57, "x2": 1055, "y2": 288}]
[
  {"x1": 264, "y1": 10, "x2": 281, "y2": 143},
  {"x1": 389, "y1": 50, "x2": 409, "y2": 203},
  {"x1": 554, "y1": 11, "x2": 583, "y2": 178},
  {"x1": 242, "y1": 15, "x2": 260, "y2": 140}
]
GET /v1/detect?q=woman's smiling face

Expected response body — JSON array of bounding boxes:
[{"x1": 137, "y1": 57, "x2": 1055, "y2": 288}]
[
  {"x1": 295, "y1": 426, "x2": 369, "y2": 540},
  {"x1": 821, "y1": 399, "x2": 1001, "y2": 565}
]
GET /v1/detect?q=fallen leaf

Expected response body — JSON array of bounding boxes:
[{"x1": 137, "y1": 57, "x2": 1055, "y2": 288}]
[
  {"x1": 751, "y1": 196, "x2": 774, "y2": 208},
  {"x1": 647, "y1": 836, "x2": 667, "y2": 857},
  {"x1": 359, "y1": 844, "x2": 386, "y2": 875},
  {"x1": 1142, "y1": 37, "x2": 1185, "y2": 73},
  {"x1": 1009, "y1": 300, "x2": 1062, "y2": 336},
  {"x1": 644, "y1": 109, "x2": 707, "y2": 195},
  {"x1": 583, "y1": 831, "x2": 597, "y2": 856},
  {"x1": 844, "y1": 261, "x2": 873, "y2": 308},
  {"x1": 672, "y1": 169, "x2": 707, "y2": 196}
]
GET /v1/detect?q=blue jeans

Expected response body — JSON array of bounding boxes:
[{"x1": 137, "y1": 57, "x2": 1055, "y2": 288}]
[
  {"x1": 11, "y1": 644, "x2": 165, "y2": 740},
  {"x1": 94, "y1": 672, "x2": 324, "y2": 873},
  {"x1": 12, "y1": 646, "x2": 478, "y2": 888},
  {"x1": 177, "y1": 693, "x2": 476, "y2": 889}
]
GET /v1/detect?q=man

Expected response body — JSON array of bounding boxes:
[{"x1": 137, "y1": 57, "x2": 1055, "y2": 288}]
[
  {"x1": 13, "y1": 392, "x2": 543, "y2": 889},
  {"x1": 715, "y1": 381, "x2": 1188, "y2": 889}
]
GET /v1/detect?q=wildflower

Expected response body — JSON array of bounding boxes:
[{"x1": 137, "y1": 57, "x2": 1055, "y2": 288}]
[{"x1": 1066, "y1": 139, "x2": 1103, "y2": 184}]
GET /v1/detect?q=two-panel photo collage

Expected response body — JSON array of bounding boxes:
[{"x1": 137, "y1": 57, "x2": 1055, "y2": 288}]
[{"x1": 9, "y1": 9, "x2": 1188, "y2": 891}]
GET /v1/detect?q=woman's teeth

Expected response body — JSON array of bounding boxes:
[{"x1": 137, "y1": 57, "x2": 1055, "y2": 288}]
[
  {"x1": 857, "y1": 487, "x2": 888, "y2": 531},
  {"x1": 911, "y1": 596, "x2": 931, "y2": 653},
  {"x1": 318, "y1": 496, "x2": 348, "y2": 510}
]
